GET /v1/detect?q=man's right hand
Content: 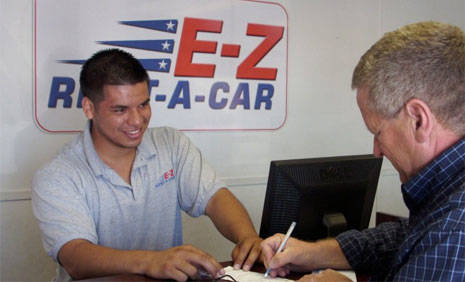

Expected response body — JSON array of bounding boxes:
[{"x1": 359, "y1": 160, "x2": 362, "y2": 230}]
[
  {"x1": 261, "y1": 234, "x2": 313, "y2": 277},
  {"x1": 58, "y1": 239, "x2": 224, "y2": 281},
  {"x1": 140, "y1": 244, "x2": 225, "y2": 281},
  {"x1": 261, "y1": 234, "x2": 351, "y2": 279}
]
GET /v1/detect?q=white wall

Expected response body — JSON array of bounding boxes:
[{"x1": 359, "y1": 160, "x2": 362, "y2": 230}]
[{"x1": 1, "y1": 0, "x2": 464, "y2": 280}]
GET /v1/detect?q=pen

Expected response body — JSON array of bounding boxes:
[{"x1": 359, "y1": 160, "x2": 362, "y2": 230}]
[{"x1": 264, "y1": 221, "x2": 296, "y2": 278}]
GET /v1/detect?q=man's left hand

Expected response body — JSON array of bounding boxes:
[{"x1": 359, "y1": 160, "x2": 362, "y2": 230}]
[
  {"x1": 231, "y1": 235, "x2": 263, "y2": 271},
  {"x1": 298, "y1": 269, "x2": 352, "y2": 282}
]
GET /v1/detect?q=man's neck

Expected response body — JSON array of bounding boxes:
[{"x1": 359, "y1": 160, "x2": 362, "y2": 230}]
[
  {"x1": 417, "y1": 125, "x2": 461, "y2": 175},
  {"x1": 91, "y1": 133, "x2": 138, "y2": 185},
  {"x1": 432, "y1": 126, "x2": 461, "y2": 160}
]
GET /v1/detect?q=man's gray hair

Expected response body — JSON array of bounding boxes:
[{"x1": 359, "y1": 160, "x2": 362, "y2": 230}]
[{"x1": 352, "y1": 21, "x2": 465, "y2": 134}]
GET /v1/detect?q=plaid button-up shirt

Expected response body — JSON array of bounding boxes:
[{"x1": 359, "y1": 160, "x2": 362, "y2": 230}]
[{"x1": 337, "y1": 137, "x2": 465, "y2": 281}]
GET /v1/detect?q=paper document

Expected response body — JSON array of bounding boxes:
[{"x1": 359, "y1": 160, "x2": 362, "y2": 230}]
[
  {"x1": 223, "y1": 266, "x2": 294, "y2": 281},
  {"x1": 339, "y1": 270, "x2": 356, "y2": 281},
  {"x1": 222, "y1": 266, "x2": 357, "y2": 282}
]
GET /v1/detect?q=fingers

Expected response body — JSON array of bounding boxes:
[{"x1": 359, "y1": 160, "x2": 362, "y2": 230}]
[
  {"x1": 242, "y1": 240, "x2": 261, "y2": 270},
  {"x1": 182, "y1": 245, "x2": 223, "y2": 279},
  {"x1": 191, "y1": 252, "x2": 224, "y2": 279},
  {"x1": 278, "y1": 265, "x2": 290, "y2": 277},
  {"x1": 146, "y1": 245, "x2": 224, "y2": 281},
  {"x1": 261, "y1": 234, "x2": 304, "y2": 277},
  {"x1": 260, "y1": 233, "x2": 286, "y2": 268},
  {"x1": 231, "y1": 236, "x2": 262, "y2": 271},
  {"x1": 297, "y1": 269, "x2": 352, "y2": 282},
  {"x1": 167, "y1": 261, "x2": 195, "y2": 281},
  {"x1": 266, "y1": 264, "x2": 290, "y2": 278},
  {"x1": 269, "y1": 247, "x2": 294, "y2": 269}
]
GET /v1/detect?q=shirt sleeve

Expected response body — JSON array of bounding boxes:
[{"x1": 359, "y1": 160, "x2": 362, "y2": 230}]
[
  {"x1": 336, "y1": 220, "x2": 408, "y2": 275},
  {"x1": 31, "y1": 162, "x2": 98, "y2": 261},
  {"x1": 394, "y1": 229, "x2": 465, "y2": 281},
  {"x1": 166, "y1": 128, "x2": 225, "y2": 217}
]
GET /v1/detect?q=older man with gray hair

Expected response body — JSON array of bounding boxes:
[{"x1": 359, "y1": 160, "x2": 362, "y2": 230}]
[{"x1": 261, "y1": 21, "x2": 465, "y2": 281}]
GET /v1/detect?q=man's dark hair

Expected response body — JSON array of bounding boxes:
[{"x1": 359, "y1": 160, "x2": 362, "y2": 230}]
[{"x1": 80, "y1": 48, "x2": 149, "y2": 103}]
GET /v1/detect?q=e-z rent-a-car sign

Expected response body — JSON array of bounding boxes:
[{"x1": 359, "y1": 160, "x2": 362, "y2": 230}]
[{"x1": 34, "y1": 0, "x2": 287, "y2": 132}]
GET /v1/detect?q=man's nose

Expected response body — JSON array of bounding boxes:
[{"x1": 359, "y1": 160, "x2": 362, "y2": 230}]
[{"x1": 128, "y1": 109, "x2": 143, "y2": 126}]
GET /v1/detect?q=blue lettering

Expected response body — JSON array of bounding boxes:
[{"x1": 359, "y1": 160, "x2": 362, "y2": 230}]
[
  {"x1": 77, "y1": 89, "x2": 83, "y2": 108},
  {"x1": 48, "y1": 77, "x2": 75, "y2": 108},
  {"x1": 230, "y1": 83, "x2": 250, "y2": 109},
  {"x1": 209, "y1": 82, "x2": 229, "y2": 109},
  {"x1": 47, "y1": 77, "x2": 274, "y2": 111},
  {"x1": 149, "y1": 79, "x2": 159, "y2": 96},
  {"x1": 255, "y1": 83, "x2": 274, "y2": 110},
  {"x1": 168, "y1": 81, "x2": 191, "y2": 109}
]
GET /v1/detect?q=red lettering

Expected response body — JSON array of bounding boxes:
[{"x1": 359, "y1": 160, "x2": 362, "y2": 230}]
[
  {"x1": 236, "y1": 23, "x2": 284, "y2": 80},
  {"x1": 175, "y1": 17, "x2": 223, "y2": 77}
]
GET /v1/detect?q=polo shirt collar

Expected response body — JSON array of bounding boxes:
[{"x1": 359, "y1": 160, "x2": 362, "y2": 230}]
[
  {"x1": 82, "y1": 121, "x2": 157, "y2": 176},
  {"x1": 401, "y1": 137, "x2": 465, "y2": 211},
  {"x1": 133, "y1": 128, "x2": 157, "y2": 168},
  {"x1": 82, "y1": 120, "x2": 107, "y2": 177}
]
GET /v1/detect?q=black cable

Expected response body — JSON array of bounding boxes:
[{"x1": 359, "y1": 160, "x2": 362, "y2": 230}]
[{"x1": 215, "y1": 274, "x2": 239, "y2": 282}]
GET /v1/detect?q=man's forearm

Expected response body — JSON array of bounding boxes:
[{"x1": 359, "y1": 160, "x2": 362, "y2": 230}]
[
  {"x1": 205, "y1": 188, "x2": 258, "y2": 242},
  {"x1": 60, "y1": 239, "x2": 225, "y2": 281},
  {"x1": 306, "y1": 238, "x2": 351, "y2": 270},
  {"x1": 58, "y1": 239, "x2": 148, "y2": 280}
]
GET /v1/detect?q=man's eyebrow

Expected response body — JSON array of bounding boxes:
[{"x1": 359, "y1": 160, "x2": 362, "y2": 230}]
[
  {"x1": 110, "y1": 105, "x2": 128, "y2": 109},
  {"x1": 141, "y1": 98, "x2": 150, "y2": 105}
]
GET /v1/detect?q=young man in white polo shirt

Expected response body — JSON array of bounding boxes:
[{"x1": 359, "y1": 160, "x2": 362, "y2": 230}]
[{"x1": 32, "y1": 48, "x2": 262, "y2": 281}]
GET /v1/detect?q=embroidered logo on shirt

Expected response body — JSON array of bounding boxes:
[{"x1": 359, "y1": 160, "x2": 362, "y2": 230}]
[{"x1": 155, "y1": 169, "x2": 175, "y2": 188}]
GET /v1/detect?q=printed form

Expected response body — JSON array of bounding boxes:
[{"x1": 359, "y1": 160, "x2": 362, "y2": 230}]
[{"x1": 222, "y1": 266, "x2": 356, "y2": 281}]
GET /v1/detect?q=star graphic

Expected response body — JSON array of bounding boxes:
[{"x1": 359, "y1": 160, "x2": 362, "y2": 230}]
[
  {"x1": 162, "y1": 41, "x2": 171, "y2": 51},
  {"x1": 166, "y1": 21, "x2": 175, "y2": 31},
  {"x1": 158, "y1": 60, "x2": 168, "y2": 70}
]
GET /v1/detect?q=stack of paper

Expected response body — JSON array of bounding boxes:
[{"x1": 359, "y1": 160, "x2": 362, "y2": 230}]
[{"x1": 222, "y1": 266, "x2": 357, "y2": 281}]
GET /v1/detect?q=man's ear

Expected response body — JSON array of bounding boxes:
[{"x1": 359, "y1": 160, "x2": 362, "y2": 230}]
[
  {"x1": 404, "y1": 98, "x2": 434, "y2": 143},
  {"x1": 82, "y1": 97, "x2": 95, "y2": 120}
]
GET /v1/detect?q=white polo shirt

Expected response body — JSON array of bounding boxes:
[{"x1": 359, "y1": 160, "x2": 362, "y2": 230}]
[{"x1": 32, "y1": 122, "x2": 224, "y2": 281}]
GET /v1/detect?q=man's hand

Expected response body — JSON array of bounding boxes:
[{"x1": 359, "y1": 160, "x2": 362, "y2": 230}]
[
  {"x1": 261, "y1": 233, "x2": 312, "y2": 277},
  {"x1": 261, "y1": 234, "x2": 351, "y2": 278},
  {"x1": 58, "y1": 240, "x2": 224, "y2": 281},
  {"x1": 297, "y1": 269, "x2": 353, "y2": 282},
  {"x1": 205, "y1": 188, "x2": 263, "y2": 270},
  {"x1": 141, "y1": 245, "x2": 225, "y2": 281},
  {"x1": 231, "y1": 235, "x2": 263, "y2": 271}
]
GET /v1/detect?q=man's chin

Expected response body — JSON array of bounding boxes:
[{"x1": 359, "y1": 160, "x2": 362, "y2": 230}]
[
  {"x1": 124, "y1": 140, "x2": 143, "y2": 148},
  {"x1": 114, "y1": 137, "x2": 143, "y2": 149}
]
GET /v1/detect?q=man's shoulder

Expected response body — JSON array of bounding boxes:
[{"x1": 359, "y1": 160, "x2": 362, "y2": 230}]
[
  {"x1": 33, "y1": 133, "x2": 87, "y2": 183},
  {"x1": 145, "y1": 126, "x2": 181, "y2": 137},
  {"x1": 143, "y1": 126, "x2": 188, "y2": 146},
  {"x1": 426, "y1": 185, "x2": 465, "y2": 234},
  {"x1": 446, "y1": 183, "x2": 465, "y2": 223},
  {"x1": 442, "y1": 178, "x2": 465, "y2": 212}
]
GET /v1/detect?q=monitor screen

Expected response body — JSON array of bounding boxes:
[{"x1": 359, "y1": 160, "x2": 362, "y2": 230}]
[{"x1": 259, "y1": 154, "x2": 383, "y2": 241}]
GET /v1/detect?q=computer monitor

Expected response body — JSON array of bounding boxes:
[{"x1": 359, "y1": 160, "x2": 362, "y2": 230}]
[{"x1": 259, "y1": 154, "x2": 383, "y2": 241}]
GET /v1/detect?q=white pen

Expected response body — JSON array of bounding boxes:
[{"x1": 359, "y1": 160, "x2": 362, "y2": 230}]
[{"x1": 264, "y1": 221, "x2": 296, "y2": 278}]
